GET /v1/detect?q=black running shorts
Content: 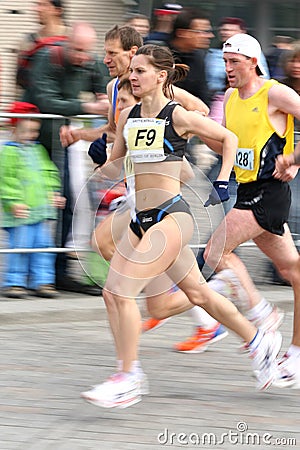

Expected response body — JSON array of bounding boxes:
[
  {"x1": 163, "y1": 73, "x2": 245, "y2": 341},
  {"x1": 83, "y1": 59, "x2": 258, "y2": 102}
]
[{"x1": 234, "y1": 179, "x2": 291, "y2": 236}]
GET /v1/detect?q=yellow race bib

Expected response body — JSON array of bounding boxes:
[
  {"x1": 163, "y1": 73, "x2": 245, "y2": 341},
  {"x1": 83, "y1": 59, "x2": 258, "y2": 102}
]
[{"x1": 126, "y1": 117, "x2": 166, "y2": 163}]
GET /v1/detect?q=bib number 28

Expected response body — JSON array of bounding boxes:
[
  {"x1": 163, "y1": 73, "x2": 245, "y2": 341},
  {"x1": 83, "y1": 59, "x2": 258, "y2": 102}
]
[{"x1": 235, "y1": 148, "x2": 254, "y2": 170}]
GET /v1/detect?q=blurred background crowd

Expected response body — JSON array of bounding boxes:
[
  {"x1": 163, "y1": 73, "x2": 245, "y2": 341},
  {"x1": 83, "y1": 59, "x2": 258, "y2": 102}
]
[{"x1": 1, "y1": 0, "x2": 300, "y2": 298}]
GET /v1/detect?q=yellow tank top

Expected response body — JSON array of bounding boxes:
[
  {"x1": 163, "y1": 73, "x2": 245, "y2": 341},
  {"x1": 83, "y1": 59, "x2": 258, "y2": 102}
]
[{"x1": 225, "y1": 79, "x2": 294, "y2": 183}]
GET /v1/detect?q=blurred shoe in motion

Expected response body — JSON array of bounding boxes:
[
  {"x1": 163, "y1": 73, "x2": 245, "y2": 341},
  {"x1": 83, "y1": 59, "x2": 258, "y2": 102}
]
[
  {"x1": 272, "y1": 353, "x2": 300, "y2": 389},
  {"x1": 174, "y1": 323, "x2": 228, "y2": 353},
  {"x1": 142, "y1": 317, "x2": 170, "y2": 333},
  {"x1": 35, "y1": 284, "x2": 59, "y2": 298},
  {"x1": 248, "y1": 330, "x2": 282, "y2": 390},
  {"x1": 2, "y1": 286, "x2": 27, "y2": 299},
  {"x1": 81, "y1": 372, "x2": 141, "y2": 408}
]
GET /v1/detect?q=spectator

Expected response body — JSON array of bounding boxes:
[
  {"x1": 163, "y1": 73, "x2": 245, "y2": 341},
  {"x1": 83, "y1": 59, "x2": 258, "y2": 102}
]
[
  {"x1": 266, "y1": 35, "x2": 294, "y2": 81},
  {"x1": 22, "y1": 21, "x2": 109, "y2": 295},
  {"x1": 169, "y1": 8, "x2": 214, "y2": 106},
  {"x1": 31, "y1": 0, "x2": 66, "y2": 37},
  {"x1": 282, "y1": 41, "x2": 300, "y2": 98},
  {"x1": 124, "y1": 14, "x2": 151, "y2": 41},
  {"x1": 167, "y1": 7, "x2": 214, "y2": 166},
  {"x1": 16, "y1": 0, "x2": 68, "y2": 91},
  {"x1": 144, "y1": 2, "x2": 182, "y2": 46},
  {"x1": 0, "y1": 102, "x2": 65, "y2": 299}
]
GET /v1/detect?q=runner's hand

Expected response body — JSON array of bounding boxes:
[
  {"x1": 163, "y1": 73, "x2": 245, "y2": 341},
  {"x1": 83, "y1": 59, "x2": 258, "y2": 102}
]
[
  {"x1": 204, "y1": 181, "x2": 229, "y2": 207},
  {"x1": 88, "y1": 134, "x2": 107, "y2": 165}
]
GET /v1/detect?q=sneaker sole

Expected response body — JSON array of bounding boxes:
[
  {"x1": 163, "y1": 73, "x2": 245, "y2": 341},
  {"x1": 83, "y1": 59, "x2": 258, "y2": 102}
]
[
  {"x1": 81, "y1": 392, "x2": 142, "y2": 409},
  {"x1": 272, "y1": 378, "x2": 300, "y2": 389},
  {"x1": 174, "y1": 330, "x2": 228, "y2": 354},
  {"x1": 256, "y1": 332, "x2": 283, "y2": 391},
  {"x1": 117, "y1": 395, "x2": 142, "y2": 408},
  {"x1": 175, "y1": 345, "x2": 209, "y2": 354},
  {"x1": 272, "y1": 369, "x2": 300, "y2": 389}
]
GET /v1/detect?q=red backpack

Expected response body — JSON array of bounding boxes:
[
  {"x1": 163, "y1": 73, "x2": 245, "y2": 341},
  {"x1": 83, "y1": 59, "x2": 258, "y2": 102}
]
[{"x1": 16, "y1": 33, "x2": 67, "y2": 88}]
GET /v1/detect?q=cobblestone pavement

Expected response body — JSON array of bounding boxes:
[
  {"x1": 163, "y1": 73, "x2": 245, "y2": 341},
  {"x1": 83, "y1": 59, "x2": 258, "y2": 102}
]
[{"x1": 0, "y1": 286, "x2": 299, "y2": 450}]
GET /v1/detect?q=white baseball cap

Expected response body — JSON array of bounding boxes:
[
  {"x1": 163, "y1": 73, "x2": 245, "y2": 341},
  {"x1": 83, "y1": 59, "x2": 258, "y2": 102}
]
[
  {"x1": 223, "y1": 33, "x2": 266, "y2": 76},
  {"x1": 154, "y1": 3, "x2": 183, "y2": 15}
]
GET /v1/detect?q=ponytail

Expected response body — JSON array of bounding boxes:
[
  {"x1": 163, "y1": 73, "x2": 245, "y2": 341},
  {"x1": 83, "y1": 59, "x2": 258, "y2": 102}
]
[{"x1": 164, "y1": 63, "x2": 189, "y2": 99}]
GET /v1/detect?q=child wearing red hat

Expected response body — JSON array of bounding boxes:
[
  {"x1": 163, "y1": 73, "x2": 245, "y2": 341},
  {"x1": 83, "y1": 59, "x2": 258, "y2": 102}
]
[{"x1": 0, "y1": 102, "x2": 65, "y2": 298}]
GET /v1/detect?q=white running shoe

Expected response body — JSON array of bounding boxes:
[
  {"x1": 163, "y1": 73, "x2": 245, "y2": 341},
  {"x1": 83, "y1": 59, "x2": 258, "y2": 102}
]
[
  {"x1": 248, "y1": 330, "x2": 282, "y2": 390},
  {"x1": 272, "y1": 353, "x2": 300, "y2": 389},
  {"x1": 81, "y1": 372, "x2": 141, "y2": 408}
]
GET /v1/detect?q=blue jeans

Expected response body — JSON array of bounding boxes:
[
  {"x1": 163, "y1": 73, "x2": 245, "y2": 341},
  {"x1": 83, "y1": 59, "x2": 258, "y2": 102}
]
[{"x1": 2, "y1": 221, "x2": 56, "y2": 289}]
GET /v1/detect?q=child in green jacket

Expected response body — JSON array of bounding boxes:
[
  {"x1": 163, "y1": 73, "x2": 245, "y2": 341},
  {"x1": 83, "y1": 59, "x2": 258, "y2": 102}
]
[{"x1": 0, "y1": 102, "x2": 65, "y2": 298}]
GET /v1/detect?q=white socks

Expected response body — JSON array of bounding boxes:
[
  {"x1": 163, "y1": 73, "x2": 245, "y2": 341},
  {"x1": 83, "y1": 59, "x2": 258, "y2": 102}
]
[
  {"x1": 188, "y1": 305, "x2": 218, "y2": 329},
  {"x1": 131, "y1": 360, "x2": 142, "y2": 374},
  {"x1": 117, "y1": 359, "x2": 143, "y2": 374},
  {"x1": 247, "y1": 298, "x2": 272, "y2": 323}
]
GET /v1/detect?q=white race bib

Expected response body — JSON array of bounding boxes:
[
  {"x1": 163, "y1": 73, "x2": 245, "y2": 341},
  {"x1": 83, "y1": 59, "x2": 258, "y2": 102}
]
[
  {"x1": 126, "y1": 117, "x2": 166, "y2": 163},
  {"x1": 235, "y1": 148, "x2": 254, "y2": 170}
]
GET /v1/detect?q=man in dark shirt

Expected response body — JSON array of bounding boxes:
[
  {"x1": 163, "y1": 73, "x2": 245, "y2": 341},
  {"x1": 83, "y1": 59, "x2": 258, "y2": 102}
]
[{"x1": 168, "y1": 8, "x2": 214, "y2": 106}]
